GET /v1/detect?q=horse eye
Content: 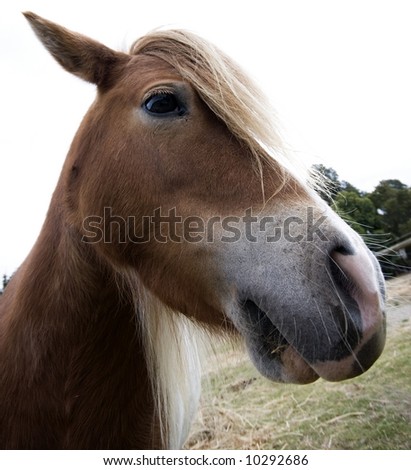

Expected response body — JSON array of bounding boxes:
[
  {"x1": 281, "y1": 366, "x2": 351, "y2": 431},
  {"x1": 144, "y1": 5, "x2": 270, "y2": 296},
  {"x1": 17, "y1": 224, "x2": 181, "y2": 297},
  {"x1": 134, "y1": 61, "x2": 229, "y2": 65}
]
[{"x1": 144, "y1": 93, "x2": 185, "y2": 116}]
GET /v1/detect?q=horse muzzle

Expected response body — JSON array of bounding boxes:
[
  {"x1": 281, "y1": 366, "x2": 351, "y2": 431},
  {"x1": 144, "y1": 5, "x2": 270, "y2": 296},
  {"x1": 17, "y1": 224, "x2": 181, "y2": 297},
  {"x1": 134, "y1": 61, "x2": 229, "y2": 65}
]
[{"x1": 234, "y1": 233, "x2": 386, "y2": 384}]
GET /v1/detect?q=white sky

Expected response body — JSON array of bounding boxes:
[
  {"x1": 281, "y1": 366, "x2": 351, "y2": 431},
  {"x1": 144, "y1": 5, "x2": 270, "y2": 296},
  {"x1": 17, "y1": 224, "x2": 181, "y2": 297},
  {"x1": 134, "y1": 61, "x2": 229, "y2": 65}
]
[{"x1": 1, "y1": 0, "x2": 411, "y2": 275}]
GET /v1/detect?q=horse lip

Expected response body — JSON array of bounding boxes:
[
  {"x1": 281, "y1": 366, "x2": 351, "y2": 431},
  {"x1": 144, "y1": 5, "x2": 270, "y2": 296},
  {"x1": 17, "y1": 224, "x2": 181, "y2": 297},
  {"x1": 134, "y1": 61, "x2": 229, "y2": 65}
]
[
  {"x1": 240, "y1": 299, "x2": 319, "y2": 384},
  {"x1": 310, "y1": 320, "x2": 386, "y2": 381},
  {"x1": 240, "y1": 299, "x2": 289, "y2": 355}
]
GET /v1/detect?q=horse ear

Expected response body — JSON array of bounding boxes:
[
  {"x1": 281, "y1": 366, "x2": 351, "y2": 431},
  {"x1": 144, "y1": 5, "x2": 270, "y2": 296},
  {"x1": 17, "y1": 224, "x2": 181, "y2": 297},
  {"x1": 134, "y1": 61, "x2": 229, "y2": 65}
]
[{"x1": 23, "y1": 12, "x2": 129, "y2": 87}]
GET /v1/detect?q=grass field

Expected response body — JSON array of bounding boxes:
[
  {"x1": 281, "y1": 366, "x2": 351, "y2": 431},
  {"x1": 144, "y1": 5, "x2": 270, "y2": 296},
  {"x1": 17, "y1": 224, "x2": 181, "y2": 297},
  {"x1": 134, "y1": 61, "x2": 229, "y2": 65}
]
[{"x1": 186, "y1": 275, "x2": 411, "y2": 450}]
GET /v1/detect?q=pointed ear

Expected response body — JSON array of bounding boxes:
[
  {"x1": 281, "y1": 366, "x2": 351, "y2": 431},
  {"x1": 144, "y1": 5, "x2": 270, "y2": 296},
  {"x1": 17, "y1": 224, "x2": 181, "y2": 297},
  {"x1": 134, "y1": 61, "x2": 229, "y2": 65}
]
[{"x1": 23, "y1": 12, "x2": 129, "y2": 87}]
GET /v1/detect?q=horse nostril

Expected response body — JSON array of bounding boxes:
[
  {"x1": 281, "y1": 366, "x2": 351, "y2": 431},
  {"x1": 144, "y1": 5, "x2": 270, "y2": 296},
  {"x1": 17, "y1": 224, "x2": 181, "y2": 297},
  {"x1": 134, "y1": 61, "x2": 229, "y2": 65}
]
[
  {"x1": 329, "y1": 245, "x2": 356, "y2": 295},
  {"x1": 329, "y1": 246, "x2": 384, "y2": 333},
  {"x1": 332, "y1": 244, "x2": 354, "y2": 256}
]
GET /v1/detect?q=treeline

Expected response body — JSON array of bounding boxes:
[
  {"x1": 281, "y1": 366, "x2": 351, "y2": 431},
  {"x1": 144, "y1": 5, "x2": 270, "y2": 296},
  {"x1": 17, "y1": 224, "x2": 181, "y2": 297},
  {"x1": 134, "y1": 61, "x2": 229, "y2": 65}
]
[{"x1": 314, "y1": 164, "x2": 411, "y2": 276}]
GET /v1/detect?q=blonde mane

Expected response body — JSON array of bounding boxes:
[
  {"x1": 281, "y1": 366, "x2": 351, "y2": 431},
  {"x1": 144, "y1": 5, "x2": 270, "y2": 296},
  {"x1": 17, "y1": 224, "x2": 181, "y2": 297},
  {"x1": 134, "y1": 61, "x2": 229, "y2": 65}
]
[
  {"x1": 130, "y1": 29, "x2": 314, "y2": 197},
  {"x1": 121, "y1": 268, "x2": 206, "y2": 448}
]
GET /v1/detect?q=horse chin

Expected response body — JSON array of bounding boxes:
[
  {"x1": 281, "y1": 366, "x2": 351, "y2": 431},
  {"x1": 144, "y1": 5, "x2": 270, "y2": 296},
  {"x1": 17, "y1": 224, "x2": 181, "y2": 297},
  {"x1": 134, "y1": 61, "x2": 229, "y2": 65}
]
[{"x1": 250, "y1": 342, "x2": 320, "y2": 385}]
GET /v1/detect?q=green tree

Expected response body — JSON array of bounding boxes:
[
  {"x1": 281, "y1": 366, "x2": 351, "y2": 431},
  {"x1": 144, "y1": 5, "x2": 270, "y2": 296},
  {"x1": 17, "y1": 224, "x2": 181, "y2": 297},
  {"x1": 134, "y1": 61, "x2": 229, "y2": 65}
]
[
  {"x1": 312, "y1": 167, "x2": 411, "y2": 276},
  {"x1": 369, "y1": 180, "x2": 411, "y2": 238},
  {"x1": 340, "y1": 180, "x2": 361, "y2": 194},
  {"x1": 333, "y1": 190, "x2": 381, "y2": 235}
]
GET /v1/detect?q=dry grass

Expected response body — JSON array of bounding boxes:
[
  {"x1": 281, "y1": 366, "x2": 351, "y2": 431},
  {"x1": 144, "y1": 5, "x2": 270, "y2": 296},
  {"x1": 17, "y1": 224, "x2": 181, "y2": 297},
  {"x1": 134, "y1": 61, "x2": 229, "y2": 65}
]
[
  {"x1": 386, "y1": 273, "x2": 411, "y2": 308},
  {"x1": 186, "y1": 274, "x2": 411, "y2": 450}
]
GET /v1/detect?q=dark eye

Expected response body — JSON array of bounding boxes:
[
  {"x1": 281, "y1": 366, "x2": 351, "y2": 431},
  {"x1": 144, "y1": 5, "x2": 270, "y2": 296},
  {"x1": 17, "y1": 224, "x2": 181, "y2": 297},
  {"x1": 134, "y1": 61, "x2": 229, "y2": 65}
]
[{"x1": 143, "y1": 93, "x2": 186, "y2": 116}]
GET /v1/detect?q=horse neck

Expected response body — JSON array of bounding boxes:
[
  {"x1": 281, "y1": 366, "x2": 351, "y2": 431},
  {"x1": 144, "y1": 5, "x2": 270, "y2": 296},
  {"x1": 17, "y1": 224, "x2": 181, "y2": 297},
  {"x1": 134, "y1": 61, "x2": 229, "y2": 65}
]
[{"x1": 0, "y1": 202, "x2": 162, "y2": 449}]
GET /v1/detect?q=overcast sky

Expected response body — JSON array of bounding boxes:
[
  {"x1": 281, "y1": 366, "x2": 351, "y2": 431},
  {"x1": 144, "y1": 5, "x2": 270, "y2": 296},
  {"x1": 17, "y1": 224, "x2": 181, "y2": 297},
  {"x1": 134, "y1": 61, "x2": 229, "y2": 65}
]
[{"x1": 1, "y1": 0, "x2": 410, "y2": 275}]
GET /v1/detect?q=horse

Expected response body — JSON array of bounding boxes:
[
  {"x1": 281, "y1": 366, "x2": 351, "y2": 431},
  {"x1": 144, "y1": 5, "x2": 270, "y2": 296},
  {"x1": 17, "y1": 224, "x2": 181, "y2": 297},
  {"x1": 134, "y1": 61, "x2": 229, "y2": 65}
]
[{"x1": 0, "y1": 12, "x2": 386, "y2": 449}]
